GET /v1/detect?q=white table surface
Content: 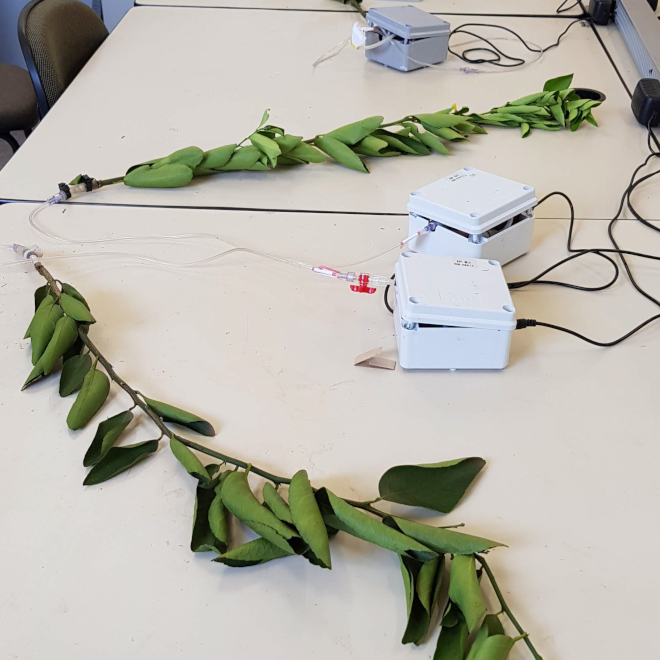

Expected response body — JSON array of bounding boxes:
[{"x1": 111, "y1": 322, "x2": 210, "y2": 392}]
[
  {"x1": 0, "y1": 7, "x2": 651, "y2": 221},
  {"x1": 1, "y1": 202, "x2": 659, "y2": 659},
  {"x1": 134, "y1": 0, "x2": 585, "y2": 16}
]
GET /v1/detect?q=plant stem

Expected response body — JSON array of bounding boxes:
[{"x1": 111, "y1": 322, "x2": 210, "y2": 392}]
[
  {"x1": 98, "y1": 176, "x2": 124, "y2": 187},
  {"x1": 33, "y1": 261, "x2": 291, "y2": 486},
  {"x1": 476, "y1": 554, "x2": 543, "y2": 660},
  {"x1": 344, "y1": 499, "x2": 385, "y2": 517}
]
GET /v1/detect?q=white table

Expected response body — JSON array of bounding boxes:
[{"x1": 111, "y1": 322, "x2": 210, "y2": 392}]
[
  {"x1": 1, "y1": 202, "x2": 658, "y2": 659},
  {"x1": 0, "y1": 7, "x2": 650, "y2": 220},
  {"x1": 134, "y1": 0, "x2": 585, "y2": 16}
]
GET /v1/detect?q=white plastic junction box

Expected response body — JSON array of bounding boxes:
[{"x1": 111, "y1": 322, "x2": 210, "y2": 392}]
[
  {"x1": 407, "y1": 167, "x2": 537, "y2": 265},
  {"x1": 393, "y1": 252, "x2": 516, "y2": 370}
]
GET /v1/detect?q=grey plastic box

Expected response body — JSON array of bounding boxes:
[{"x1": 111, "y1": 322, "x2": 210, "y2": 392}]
[{"x1": 365, "y1": 6, "x2": 450, "y2": 72}]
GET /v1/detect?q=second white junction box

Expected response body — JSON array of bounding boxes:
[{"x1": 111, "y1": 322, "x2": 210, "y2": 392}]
[{"x1": 407, "y1": 167, "x2": 537, "y2": 265}]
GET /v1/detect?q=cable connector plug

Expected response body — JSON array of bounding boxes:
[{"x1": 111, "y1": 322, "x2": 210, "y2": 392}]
[
  {"x1": 12, "y1": 243, "x2": 43, "y2": 261},
  {"x1": 515, "y1": 319, "x2": 537, "y2": 329}
]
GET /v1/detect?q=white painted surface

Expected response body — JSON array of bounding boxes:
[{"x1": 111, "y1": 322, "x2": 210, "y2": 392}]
[
  {"x1": 1, "y1": 202, "x2": 659, "y2": 659},
  {"x1": 0, "y1": 8, "x2": 651, "y2": 220}
]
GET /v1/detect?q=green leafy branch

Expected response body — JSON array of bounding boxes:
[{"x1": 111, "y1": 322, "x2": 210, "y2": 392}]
[
  {"x1": 21, "y1": 260, "x2": 544, "y2": 660},
  {"x1": 76, "y1": 74, "x2": 598, "y2": 190}
]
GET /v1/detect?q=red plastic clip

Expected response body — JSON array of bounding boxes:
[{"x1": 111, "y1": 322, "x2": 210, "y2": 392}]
[{"x1": 350, "y1": 273, "x2": 377, "y2": 294}]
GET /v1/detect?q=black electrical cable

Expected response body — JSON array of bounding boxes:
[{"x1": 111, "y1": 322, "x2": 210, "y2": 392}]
[
  {"x1": 448, "y1": 19, "x2": 585, "y2": 68},
  {"x1": 384, "y1": 274, "x2": 394, "y2": 313},
  {"x1": 555, "y1": 0, "x2": 583, "y2": 14}
]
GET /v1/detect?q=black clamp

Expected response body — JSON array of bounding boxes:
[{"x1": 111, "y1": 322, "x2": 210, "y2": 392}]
[
  {"x1": 79, "y1": 174, "x2": 95, "y2": 192},
  {"x1": 57, "y1": 182, "x2": 71, "y2": 199}
]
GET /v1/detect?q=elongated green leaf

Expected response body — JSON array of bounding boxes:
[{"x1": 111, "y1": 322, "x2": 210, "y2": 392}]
[
  {"x1": 374, "y1": 130, "x2": 430, "y2": 155},
  {"x1": 67, "y1": 366, "x2": 110, "y2": 430},
  {"x1": 449, "y1": 555, "x2": 486, "y2": 632},
  {"x1": 509, "y1": 92, "x2": 546, "y2": 106},
  {"x1": 274, "y1": 134, "x2": 303, "y2": 154},
  {"x1": 151, "y1": 146, "x2": 204, "y2": 170},
  {"x1": 29, "y1": 298, "x2": 64, "y2": 364},
  {"x1": 434, "y1": 604, "x2": 468, "y2": 660},
  {"x1": 258, "y1": 108, "x2": 270, "y2": 128},
  {"x1": 124, "y1": 163, "x2": 194, "y2": 188},
  {"x1": 472, "y1": 635, "x2": 516, "y2": 660},
  {"x1": 379, "y1": 457, "x2": 485, "y2": 514},
  {"x1": 547, "y1": 103, "x2": 565, "y2": 128},
  {"x1": 145, "y1": 397, "x2": 215, "y2": 436},
  {"x1": 262, "y1": 482, "x2": 294, "y2": 524},
  {"x1": 322, "y1": 489, "x2": 436, "y2": 561},
  {"x1": 192, "y1": 484, "x2": 227, "y2": 553},
  {"x1": 33, "y1": 284, "x2": 50, "y2": 312},
  {"x1": 313, "y1": 136, "x2": 368, "y2": 172},
  {"x1": 385, "y1": 517, "x2": 503, "y2": 555},
  {"x1": 59, "y1": 293, "x2": 95, "y2": 324},
  {"x1": 520, "y1": 123, "x2": 530, "y2": 138},
  {"x1": 543, "y1": 73, "x2": 574, "y2": 92},
  {"x1": 169, "y1": 436, "x2": 210, "y2": 481},
  {"x1": 221, "y1": 471, "x2": 298, "y2": 553},
  {"x1": 214, "y1": 537, "x2": 293, "y2": 567},
  {"x1": 287, "y1": 142, "x2": 327, "y2": 163},
  {"x1": 83, "y1": 440, "x2": 159, "y2": 485},
  {"x1": 493, "y1": 105, "x2": 546, "y2": 116},
  {"x1": 412, "y1": 113, "x2": 471, "y2": 129},
  {"x1": 401, "y1": 555, "x2": 442, "y2": 645},
  {"x1": 466, "y1": 615, "x2": 505, "y2": 660},
  {"x1": 22, "y1": 360, "x2": 47, "y2": 390},
  {"x1": 289, "y1": 470, "x2": 331, "y2": 569},
  {"x1": 60, "y1": 353, "x2": 92, "y2": 397},
  {"x1": 195, "y1": 144, "x2": 237, "y2": 173},
  {"x1": 40, "y1": 316, "x2": 78, "y2": 375},
  {"x1": 61, "y1": 283, "x2": 89, "y2": 309},
  {"x1": 416, "y1": 130, "x2": 451, "y2": 155},
  {"x1": 208, "y1": 473, "x2": 231, "y2": 547},
  {"x1": 324, "y1": 116, "x2": 383, "y2": 145},
  {"x1": 250, "y1": 133, "x2": 281, "y2": 167},
  {"x1": 426, "y1": 126, "x2": 468, "y2": 142},
  {"x1": 353, "y1": 135, "x2": 397, "y2": 158},
  {"x1": 216, "y1": 145, "x2": 262, "y2": 171},
  {"x1": 83, "y1": 410, "x2": 133, "y2": 467}
]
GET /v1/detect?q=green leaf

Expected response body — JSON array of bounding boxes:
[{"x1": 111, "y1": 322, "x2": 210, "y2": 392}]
[
  {"x1": 313, "y1": 136, "x2": 368, "y2": 173},
  {"x1": 29, "y1": 296, "x2": 63, "y2": 364},
  {"x1": 543, "y1": 73, "x2": 574, "y2": 92},
  {"x1": 145, "y1": 397, "x2": 215, "y2": 436},
  {"x1": 385, "y1": 517, "x2": 503, "y2": 555},
  {"x1": 151, "y1": 146, "x2": 204, "y2": 170},
  {"x1": 379, "y1": 457, "x2": 485, "y2": 513},
  {"x1": 415, "y1": 130, "x2": 451, "y2": 155},
  {"x1": 262, "y1": 482, "x2": 294, "y2": 524},
  {"x1": 250, "y1": 133, "x2": 281, "y2": 167},
  {"x1": 353, "y1": 135, "x2": 398, "y2": 157},
  {"x1": 492, "y1": 105, "x2": 546, "y2": 116},
  {"x1": 67, "y1": 366, "x2": 110, "y2": 430},
  {"x1": 124, "y1": 163, "x2": 194, "y2": 188},
  {"x1": 258, "y1": 108, "x2": 270, "y2": 128},
  {"x1": 61, "y1": 283, "x2": 89, "y2": 309},
  {"x1": 448, "y1": 554, "x2": 486, "y2": 632},
  {"x1": 83, "y1": 440, "x2": 159, "y2": 485},
  {"x1": 59, "y1": 293, "x2": 95, "y2": 324},
  {"x1": 59, "y1": 353, "x2": 92, "y2": 397},
  {"x1": 22, "y1": 360, "x2": 47, "y2": 390},
  {"x1": 169, "y1": 436, "x2": 210, "y2": 481},
  {"x1": 425, "y1": 126, "x2": 468, "y2": 141},
  {"x1": 83, "y1": 410, "x2": 133, "y2": 467},
  {"x1": 508, "y1": 92, "x2": 546, "y2": 106},
  {"x1": 321, "y1": 489, "x2": 436, "y2": 561},
  {"x1": 195, "y1": 144, "x2": 237, "y2": 173},
  {"x1": 34, "y1": 284, "x2": 50, "y2": 312},
  {"x1": 374, "y1": 130, "x2": 430, "y2": 155},
  {"x1": 400, "y1": 555, "x2": 443, "y2": 645},
  {"x1": 412, "y1": 112, "x2": 472, "y2": 129},
  {"x1": 214, "y1": 537, "x2": 292, "y2": 567},
  {"x1": 466, "y1": 615, "x2": 505, "y2": 660},
  {"x1": 585, "y1": 112, "x2": 598, "y2": 127},
  {"x1": 221, "y1": 471, "x2": 298, "y2": 554},
  {"x1": 40, "y1": 315, "x2": 78, "y2": 375},
  {"x1": 520, "y1": 123, "x2": 530, "y2": 138},
  {"x1": 434, "y1": 604, "x2": 468, "y2": 660},
  {"x1": 323, "y1": 116, "x2": 383, "y2": 145},
  {"x1": 287, "y1": 142, "x2": 327, "y2": 163},
  {"x1": 208, "y1": 473, "x2": 231, "y2": 548},
  {"x1": 471, "y1": 635, "x2": 516, "y2": 660},
  {"x1": 547, "y1": 103, "x2": 566, "y2": 128},
  {"x1": 273, "y1": 134, "x2": 303, "y2": 154},
  {"x1": 289, "y1": 470, "x2": 331, "y2": 569},
  {"x1": 216, "y1": 145, "x2": 262, "y2": 171},
  {"x1": 192, "y1": 484, "x2": 227, "y2": 553}
]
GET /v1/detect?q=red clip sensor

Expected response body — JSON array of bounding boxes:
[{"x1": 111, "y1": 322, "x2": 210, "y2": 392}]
[{"x1": 350, "y1": 273, "x2": 377, "y2": 294}]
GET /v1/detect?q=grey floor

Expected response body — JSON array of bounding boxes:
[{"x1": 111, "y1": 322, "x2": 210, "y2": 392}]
[{"x1": 0, "y1": 131, "x2": 26, "y2": 171}]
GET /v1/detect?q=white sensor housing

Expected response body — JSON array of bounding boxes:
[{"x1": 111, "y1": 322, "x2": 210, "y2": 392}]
[
  {"x1": 407, "y1": 167, "x2": 537, "y2": 265},
  {"x1": 393, "y1": 253, "x2": 516, "y2": 370}
]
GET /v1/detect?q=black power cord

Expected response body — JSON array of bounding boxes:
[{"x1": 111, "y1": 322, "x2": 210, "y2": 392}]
[{"x1": 448, "y1": 19, "x2": 585, "y2": 68}]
